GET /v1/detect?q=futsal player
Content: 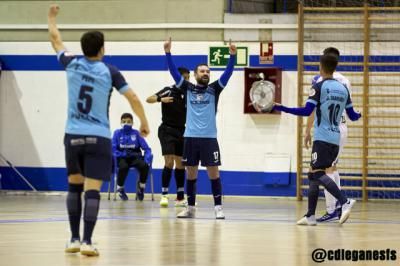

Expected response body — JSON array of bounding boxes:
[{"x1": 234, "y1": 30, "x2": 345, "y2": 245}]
[
  {"x1": 48, "y1": 4, "x2": 149, "y2": 255},
  {"x1": 273, "y1": 53, "x2": 361, "y2": 225},
  {"x1": 305, "y1": 47, "x2": 352, "y2": 223},
  {"x1": 164, "y1": 37, "x2": 236, "y2": 219},
  {"x1": 146, "y1": 67, "x2": 189, "y2": 208}
]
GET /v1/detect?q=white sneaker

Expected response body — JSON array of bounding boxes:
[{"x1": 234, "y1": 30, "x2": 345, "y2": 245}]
[
  {"x1": 80, "y1": 242, "x2": 99, "y2": 256},
  {"x1": 297, "y1": 215, "x2": 317, "y2": 226},
  {"x1": 177, "y1": 206, "x2": 196, "y2": 218},
  {"x1": 174, "y1": 199, "x2": 188, "y2": 208},
  {"x1": 65, "y1": 239, "x2": 81, "y2": 253},
  {"x1": 339, "y1": 199, "x2": 356, "y2": 224},
  {"x1": 160, "y1": 195, "x2": 169, "y2": 208},
  {"x1": 214, "y1": 205, "x2": 225, "y2": 220}
]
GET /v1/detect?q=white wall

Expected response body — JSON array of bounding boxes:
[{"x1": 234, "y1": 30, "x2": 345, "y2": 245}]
[{"x1": 0, "y1": 41, "x2": 298, "y2": 174}]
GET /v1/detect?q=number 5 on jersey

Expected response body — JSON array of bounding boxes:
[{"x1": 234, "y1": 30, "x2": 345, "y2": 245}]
[{"x1": 78, "y1": 85, "x2": 93, "y2": 114}]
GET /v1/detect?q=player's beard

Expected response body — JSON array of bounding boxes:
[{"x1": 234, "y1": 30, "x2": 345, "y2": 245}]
[{"x1": 197, "y1": 75, "x2": 210, "y2": 86}]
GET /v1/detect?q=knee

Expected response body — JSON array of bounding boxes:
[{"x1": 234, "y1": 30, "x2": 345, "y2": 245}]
[{"x1": 164, "y1": 157, "x2": 174, "y2": 168}]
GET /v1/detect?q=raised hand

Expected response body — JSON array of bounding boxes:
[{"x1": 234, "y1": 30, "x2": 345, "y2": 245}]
[
  {"x1": 164, "y1": 37, "x2": 172, "y2": 53},
  {"x1": 48, "y1": 4, "x2": 60, "y2": 18},
  {"x1": 229, "y1": 39, "x2": 237, "y2": 55}
]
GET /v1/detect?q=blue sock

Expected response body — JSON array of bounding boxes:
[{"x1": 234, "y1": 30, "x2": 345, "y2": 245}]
[
  {"x1": 211, "y1": 178, "x2": 222, "y2": 206},
  {"x1": 67, "y1": 183, "x2": 83, "y2": 241},
  {"x1": 186, "y1": 179, "x2": 197, "y2": 206},
  {"x1": 83, "y1": 190, "x2": 100, "y2": 245}
]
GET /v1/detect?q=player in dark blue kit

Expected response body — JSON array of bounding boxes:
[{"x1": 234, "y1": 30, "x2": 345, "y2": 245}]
[
  {"x1": 164, "y1": 37, "x2": 236, "y2": 219},
  {"x1": 273, "y1": 54, "x2": 361, "y2": 225},
  {"x1": 48, "y1": 4, "x2": 149, "y2": 255},
  {"x1": 112, "y1": 113, "x2": 152, "y2": 201}
]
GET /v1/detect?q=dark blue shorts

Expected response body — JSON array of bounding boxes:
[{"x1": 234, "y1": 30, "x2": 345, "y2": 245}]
[
  {"x1": 64, "y1": 134, "x2": 112, "y2": 181},
  {"x1": 310, "y1": 140, "x2": 339, "y2": 171},
  {"x1": 182, "y1": 137, "x2": 221, "y2": 167}
]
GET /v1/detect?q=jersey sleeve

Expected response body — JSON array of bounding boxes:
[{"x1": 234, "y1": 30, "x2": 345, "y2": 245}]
[
  {"x1": 306, "y1": 84, "x2": 321, "y2": 106},
  {"x1": 107, "y1": 64, "x2": 129, "y2": 94},
  {"x1": 155, "y1": 87, "x2": 170, "y2": 97},
  {"x1": 210, "y1": 80, "x2": 224, "y2": 93},
  {"x1": 345, "y1": 87, "x2": 353, "y2": 109},
  {"x1": 57, "y1": 50, "x2": 76, "y2": 69}
]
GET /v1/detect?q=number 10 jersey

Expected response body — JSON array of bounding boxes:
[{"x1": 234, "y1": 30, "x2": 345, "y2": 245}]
[{"x1": 306, "y1": 78, "x2": 352, "y2": 146}]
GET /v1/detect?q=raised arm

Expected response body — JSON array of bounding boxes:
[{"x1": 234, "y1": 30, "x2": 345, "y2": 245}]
[
  {"x1": 123, "y1": 89, "x2": 150, "y2": 137},
  {"x1": 219, "y1": 40, "x2": 237, "y2": 87},
  {"x1": 47, "y1": 4, "x2": 65, "y2": 53},
  {"x1": 164, "y1": 37, "x2": 183, "y2": 86}
]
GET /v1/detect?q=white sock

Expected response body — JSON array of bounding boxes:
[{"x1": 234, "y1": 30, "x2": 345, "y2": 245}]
[
  {"x1": 324, "y1": 172, "x2": 337, "y2": 214},
  {"x1": 333, "y1": 170, "x2": 341, "y2": 189}
]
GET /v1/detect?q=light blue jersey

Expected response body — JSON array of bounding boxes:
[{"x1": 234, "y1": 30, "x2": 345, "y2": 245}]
[
  {"x1": 306, "y1": 78, "x2": 352, "y2": 145},
  {"x1": 177, "y1": 80, "x2": 225, "y2": 138},
  {"x1": 57, "y1": 51, "x2": 129, "y2": 139}
]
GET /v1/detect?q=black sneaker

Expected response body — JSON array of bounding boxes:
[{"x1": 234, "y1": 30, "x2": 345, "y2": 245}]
[
  {"x1": 136, "y1": 181, "x2": 144, "y2": 201},
  {"x1": 117, "y1": 187, "x2": 129, "y2": 201}
]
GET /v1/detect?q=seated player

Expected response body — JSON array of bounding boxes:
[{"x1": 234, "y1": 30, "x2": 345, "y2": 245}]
[
  {"x1": 112, "y1": 113, "x2": 152, "y2": 201},
  {"x1": 273, "y1": 53, "x2": 361, "y2": 225}
]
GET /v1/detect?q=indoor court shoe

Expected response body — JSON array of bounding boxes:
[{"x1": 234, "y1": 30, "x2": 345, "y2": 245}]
[
  {"x1": 335, "y1": 201, "x2": 342, "y2": 218},
  {"x1": 160, "y1": 195, "x2": 169, "y2": 207},
  {"x1": 136, "y1": 181, "x2": 145, "y2": 201},
  {"x1": 174, "y1": 198, "x2": 188, "y2": 208},
  {"x1": 65, "y1": 239, "x2": 81, "y2": 253},
  {"x1": 214, "y1": 205, "x2": 225, "y2": 220},
  {"x1": 339, "y1": 199, "x2": 356, "y2": 224},
  {"x1": 80, "y1": 242, "x2": 99, "y2": 257},
  {"x1": 117, "y1": 188, "x2": 129, "y2": 201},
  {"x1": 297, "y1": 215, "x2": 317, "y2": 226},
  {"x1": 177, "y1": 206, "x2": 196, "y2": 218},
  {"x1": 316, "y1": 211, "x2": 339, "y2": 223}
]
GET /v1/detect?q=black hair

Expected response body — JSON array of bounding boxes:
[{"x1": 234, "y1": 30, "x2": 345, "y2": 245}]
[
  {"x1": 320, "y1": 54, "x2": 338, "y2": 75},
  {"x1": 194, "y1": 64, "x2": 209, "y2": 73},
  {"x1": 120, "y1": 113, "x2": 133, "y2": 121},
  {"x1": 178, "y1": 67, "x2": 190, "y2": 75},
  {"x1": 323, "y1": 47, "x2": 340, "y2": 60},
  {"x1": 80, "y1": 31, "x2": 104, "y2": 57}
]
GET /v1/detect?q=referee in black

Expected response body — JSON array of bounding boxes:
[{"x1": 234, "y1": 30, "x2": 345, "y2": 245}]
[{"x1": 146, "y1": 67, "x2": 189, "y2": 208}]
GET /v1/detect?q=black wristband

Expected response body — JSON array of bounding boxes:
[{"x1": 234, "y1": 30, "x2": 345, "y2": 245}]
[{"x1": 156, "y1": 95, "x2": 161, "y2": 102}]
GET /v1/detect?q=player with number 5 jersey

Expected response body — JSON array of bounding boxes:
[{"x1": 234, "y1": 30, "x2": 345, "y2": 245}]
[{"x1": 48, "y1": 4, "x2": 149, "y2": 256}]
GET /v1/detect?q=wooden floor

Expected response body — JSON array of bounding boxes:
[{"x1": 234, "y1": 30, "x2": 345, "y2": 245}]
[{"x1": 0, "y1": 193, "x2": 399, "y2": 266}]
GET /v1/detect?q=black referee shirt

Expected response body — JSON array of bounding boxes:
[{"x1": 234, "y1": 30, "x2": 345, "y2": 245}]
[{"x1": 155, "y1": 85, "x2": 186, "y2": 128}]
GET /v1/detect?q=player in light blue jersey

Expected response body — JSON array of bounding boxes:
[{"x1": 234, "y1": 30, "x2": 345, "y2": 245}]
[
  {"x1": 306, "y1": 47, "x2": 351, "y2": 223},
  {"x1": 273, "y1": 53, "x2": 361, "y2": 226},
  {"x1": 48, "y1": 4, "x2": 149, "y2": 256},
  {"x1": 164, "y1": 37, "x2": 236, "y2": 219}
]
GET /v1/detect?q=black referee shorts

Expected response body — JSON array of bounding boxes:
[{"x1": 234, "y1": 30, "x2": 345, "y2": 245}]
[{"x1": 158, "y1": 124, "x2": 185, "y2": 157}]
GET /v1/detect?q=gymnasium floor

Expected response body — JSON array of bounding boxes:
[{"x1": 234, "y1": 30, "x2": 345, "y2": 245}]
[{"x1": 0, "y1": 193, "x2": 399, "y2": 266}]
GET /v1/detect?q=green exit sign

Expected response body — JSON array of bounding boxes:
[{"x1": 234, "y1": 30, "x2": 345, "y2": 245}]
[{"x1": 209, "y1": 46, "x2": 248, "y2": 67}]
